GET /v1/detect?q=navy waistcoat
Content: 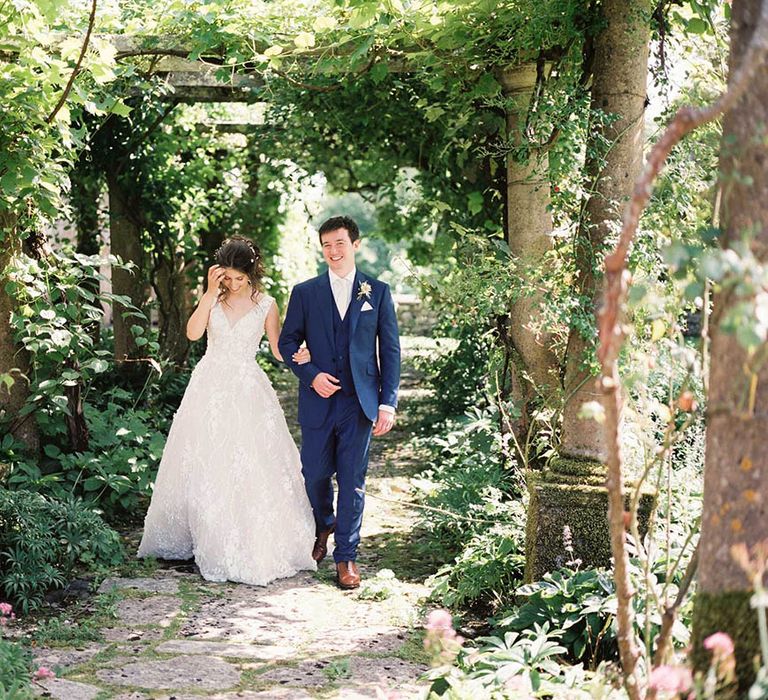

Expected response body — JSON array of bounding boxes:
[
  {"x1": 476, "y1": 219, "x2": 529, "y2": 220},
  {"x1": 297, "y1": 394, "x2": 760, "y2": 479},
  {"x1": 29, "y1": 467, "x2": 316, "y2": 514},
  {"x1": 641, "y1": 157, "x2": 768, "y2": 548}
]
[{"x1": 332, "y1": 302, "x2": 355, "y2": 396}]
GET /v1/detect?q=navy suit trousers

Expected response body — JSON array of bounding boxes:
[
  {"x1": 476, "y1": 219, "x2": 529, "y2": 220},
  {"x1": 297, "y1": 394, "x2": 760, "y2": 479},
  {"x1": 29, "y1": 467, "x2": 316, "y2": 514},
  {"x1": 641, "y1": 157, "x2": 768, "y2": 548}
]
[{"x1": 300, "y1": 392, "x2": 373, "y2": 562}]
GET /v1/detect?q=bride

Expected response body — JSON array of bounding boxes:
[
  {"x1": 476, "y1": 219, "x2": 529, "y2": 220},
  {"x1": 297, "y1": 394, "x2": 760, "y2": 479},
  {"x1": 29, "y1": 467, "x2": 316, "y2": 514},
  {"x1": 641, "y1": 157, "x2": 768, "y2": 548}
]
[{"x1": 137, "y1": 236, "x2": 317, "y2": 584}]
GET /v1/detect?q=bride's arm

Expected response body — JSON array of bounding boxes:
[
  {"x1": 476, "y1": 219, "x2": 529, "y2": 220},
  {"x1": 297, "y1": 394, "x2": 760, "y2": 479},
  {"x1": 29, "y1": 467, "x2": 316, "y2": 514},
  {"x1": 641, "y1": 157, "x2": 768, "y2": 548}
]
[
  {"x1": 265, "y1": 302, "x2": 284, "y2": 361},
  {"x1": 265, "y1": 302, "x2": 310, "y2": 364},
  {"x1": 186, "y1": 266, "x2": 224, "y2": 340}
]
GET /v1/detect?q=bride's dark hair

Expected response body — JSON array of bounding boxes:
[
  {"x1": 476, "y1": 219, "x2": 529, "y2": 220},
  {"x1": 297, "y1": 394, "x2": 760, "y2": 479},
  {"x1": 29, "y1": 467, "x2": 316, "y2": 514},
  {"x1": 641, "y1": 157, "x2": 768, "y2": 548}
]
[{"x1": 214, "y1": 236, "x2": 264, "y2": 302}]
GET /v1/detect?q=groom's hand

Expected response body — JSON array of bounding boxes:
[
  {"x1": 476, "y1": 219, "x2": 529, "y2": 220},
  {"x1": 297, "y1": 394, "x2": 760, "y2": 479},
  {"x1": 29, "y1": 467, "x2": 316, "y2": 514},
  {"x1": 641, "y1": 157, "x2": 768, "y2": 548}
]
[
  {"x1": 372, "y1": 409, "x2": 395, "y2": 437},
  {"x1": 311, "y1": 372, "x2": 341, "y2": 398}
]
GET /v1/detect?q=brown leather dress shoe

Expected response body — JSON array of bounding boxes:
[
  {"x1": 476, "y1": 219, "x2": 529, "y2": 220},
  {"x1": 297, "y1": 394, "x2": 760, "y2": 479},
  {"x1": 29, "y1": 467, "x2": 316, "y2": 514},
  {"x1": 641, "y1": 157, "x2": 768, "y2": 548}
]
[
  {"x1": 312, "y1": 525, "x2": 335, "y2": 563},
  {"x1": 336, "y1": 561, "x2": 361, "y2": 589}
]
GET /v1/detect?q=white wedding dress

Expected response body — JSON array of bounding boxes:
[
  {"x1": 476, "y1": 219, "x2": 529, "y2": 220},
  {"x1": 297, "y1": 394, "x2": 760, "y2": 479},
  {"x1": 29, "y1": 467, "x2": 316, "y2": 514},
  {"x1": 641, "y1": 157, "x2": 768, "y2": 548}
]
[{"x1": 137, "y1": 294, "x2": 317, "y2": 584}]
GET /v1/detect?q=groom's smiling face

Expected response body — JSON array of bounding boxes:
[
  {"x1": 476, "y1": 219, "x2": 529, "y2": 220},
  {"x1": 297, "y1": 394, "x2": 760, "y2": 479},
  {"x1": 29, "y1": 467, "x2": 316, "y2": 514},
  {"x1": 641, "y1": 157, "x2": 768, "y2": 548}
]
[{"x1": 321, "y1": 228, "x2": 360, "y2": 276}]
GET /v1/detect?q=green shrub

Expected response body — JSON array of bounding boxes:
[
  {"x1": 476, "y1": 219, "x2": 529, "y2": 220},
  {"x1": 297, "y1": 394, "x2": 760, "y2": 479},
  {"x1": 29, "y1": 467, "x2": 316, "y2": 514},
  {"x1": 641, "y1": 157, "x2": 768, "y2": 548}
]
[
  {"x1": 496, "y1": 557, "x2": 692, "y2": 670},
  {"x1": 415, "y1": 324, "x2": 493, "y2": 418},
  {"x1": 0, "y1": 488, "x2": 123, "y2": 612},
  {"x1": 497, "y1": 568, "x2": 618, "y2": 668},
  {"x1": 427, "y1": 509, "x2": 526, "y2": 612},
  {"x1": 5, "y1": 387, "x2": 168, "y2": 520},
  {"x1": 0, "y1": 638, "x2": 33, "y2": 699},
  {"x1": 415, "y1": 406, "x2": 526, "y2": 611},
  {"x1": 0, "y1": 604, "x2": 33, "y2": 699}
]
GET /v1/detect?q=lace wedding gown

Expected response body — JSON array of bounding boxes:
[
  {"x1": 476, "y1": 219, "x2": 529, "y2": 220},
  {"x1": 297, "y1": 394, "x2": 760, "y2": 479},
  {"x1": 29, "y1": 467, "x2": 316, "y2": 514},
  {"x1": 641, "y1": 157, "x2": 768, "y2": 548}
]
[{"x1": 137, "y1": 294, "x2": 317, "y2": 584}]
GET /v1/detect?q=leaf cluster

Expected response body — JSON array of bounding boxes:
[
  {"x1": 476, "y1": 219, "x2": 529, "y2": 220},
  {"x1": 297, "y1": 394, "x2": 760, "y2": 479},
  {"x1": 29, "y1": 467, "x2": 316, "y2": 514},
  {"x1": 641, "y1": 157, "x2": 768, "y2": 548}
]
[{"x1": 0, "y1": 488, "x2": 123, "y2": 613}]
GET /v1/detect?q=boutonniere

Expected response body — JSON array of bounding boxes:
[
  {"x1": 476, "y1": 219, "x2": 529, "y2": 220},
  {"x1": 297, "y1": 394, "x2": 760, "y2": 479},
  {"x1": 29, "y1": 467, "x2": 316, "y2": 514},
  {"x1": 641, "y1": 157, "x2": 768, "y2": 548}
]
[{"x1": 357, "y1": 281, "x2": 372, "y2": 301}]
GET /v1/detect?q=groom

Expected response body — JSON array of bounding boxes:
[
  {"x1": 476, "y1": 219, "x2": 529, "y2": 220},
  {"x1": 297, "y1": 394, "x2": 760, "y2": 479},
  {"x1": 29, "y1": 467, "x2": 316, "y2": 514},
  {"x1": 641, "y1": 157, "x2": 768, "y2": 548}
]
[{"x1": 279, "y1": 216, "x2": 400, "y2": 589}]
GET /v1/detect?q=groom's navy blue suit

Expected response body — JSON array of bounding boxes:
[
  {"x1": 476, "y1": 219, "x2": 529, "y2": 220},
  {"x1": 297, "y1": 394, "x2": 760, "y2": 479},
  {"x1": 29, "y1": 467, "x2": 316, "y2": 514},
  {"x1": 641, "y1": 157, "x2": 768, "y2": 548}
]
[{"x1": 278, "y1": 270, "x2": 400, "y2": 562}]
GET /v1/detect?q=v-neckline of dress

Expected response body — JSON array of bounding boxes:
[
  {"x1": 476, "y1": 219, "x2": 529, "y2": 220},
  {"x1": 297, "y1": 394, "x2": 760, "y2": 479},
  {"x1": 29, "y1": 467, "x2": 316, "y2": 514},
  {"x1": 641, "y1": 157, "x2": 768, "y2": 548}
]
[{"x1": 218, "y1": 296, "x2": 262, "y2": 330}]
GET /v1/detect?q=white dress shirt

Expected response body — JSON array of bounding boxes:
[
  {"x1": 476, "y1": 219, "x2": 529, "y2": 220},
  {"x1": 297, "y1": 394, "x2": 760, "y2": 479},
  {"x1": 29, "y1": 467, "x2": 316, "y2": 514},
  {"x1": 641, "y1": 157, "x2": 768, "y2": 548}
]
[
  {"x1": 329, "y1": 267, "x2": 355, "y2": 320},
  {"x1": 328, "y1": 268, "x2": 395, "y2": 417}
]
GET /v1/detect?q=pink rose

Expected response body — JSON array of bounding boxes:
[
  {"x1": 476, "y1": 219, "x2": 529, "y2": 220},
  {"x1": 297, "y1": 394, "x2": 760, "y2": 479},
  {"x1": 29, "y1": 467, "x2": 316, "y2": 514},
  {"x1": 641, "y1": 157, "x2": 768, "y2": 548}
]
[
  {"x1": 704, "y1": 632, "x2": 735, "y2": 657},
  {"x1": 426, "y1": 609, "x2": 453, "y2": 631},
  {"x1": 649, "y1": 665, "x2": 693, "y2": 693},
  {"x1": 0, "y1": 602, "x2": 12, "y2": 616},
  {"x1": 33, "y1": 667, "x2": 56, "y2": 681}
]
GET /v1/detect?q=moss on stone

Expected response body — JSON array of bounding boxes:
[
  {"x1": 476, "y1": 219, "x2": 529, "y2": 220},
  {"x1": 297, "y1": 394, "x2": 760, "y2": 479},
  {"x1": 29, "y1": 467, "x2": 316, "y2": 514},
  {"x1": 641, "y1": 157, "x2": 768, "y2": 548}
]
[
  {"x1": 549, "y1": 456, "x2": 606, "y2": 479},
  {"x1": 692, "y1": 590, "x2": 761, "y2": 695},
  {"x1": 540, "y1": 470, "x2": 606, "y2": 487},
  {"x1": 524, "y1": 469, "x2": 655, "y2": 583}
]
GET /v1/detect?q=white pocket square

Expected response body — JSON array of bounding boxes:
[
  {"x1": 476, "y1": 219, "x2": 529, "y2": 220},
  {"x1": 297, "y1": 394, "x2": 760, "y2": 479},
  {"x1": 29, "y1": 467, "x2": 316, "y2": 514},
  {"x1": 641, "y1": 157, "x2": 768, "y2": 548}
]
[{"x1": 361, "y1": 301, "x2": 374, "y2": 312}]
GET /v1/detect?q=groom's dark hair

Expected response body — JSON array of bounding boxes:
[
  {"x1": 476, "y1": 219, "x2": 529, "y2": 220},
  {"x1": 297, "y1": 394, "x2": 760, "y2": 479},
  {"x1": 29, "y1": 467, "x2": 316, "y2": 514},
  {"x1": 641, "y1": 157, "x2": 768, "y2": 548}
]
[{"x1": 318, "y1": 216, "x2": 360, "y2": 243}]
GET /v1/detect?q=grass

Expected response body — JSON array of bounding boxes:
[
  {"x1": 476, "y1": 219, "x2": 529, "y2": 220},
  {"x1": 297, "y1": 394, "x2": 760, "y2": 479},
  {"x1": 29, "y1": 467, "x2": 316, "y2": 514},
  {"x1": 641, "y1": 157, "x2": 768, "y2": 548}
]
[
  {"x1": 323, "y1": 657, "x2": 351, "y2": 681},
  {"x1": 32, "y1": 589, "x2": 121, "y2": 647}
]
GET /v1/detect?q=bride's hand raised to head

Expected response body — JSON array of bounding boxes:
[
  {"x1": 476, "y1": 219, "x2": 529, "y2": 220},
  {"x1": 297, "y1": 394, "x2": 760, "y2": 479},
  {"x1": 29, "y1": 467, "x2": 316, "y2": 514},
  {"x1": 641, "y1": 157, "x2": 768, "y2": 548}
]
[
  {"x1": 204, "y1": 265, "x2": 226, "y2": 299},
  {"x1": 292, "y1": 347, "x2": 311, "y2": 365},
  {"x1": 187, "y1": 265, "x2": 225, "y2": 341}
]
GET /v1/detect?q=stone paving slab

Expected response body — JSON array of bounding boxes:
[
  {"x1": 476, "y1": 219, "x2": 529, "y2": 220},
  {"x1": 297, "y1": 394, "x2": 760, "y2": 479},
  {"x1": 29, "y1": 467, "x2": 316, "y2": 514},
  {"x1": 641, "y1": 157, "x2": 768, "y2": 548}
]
[
  {"x1": 34, "y1": 678, "x2": 102, "y2": 700},
  {"x1": 342, "y1": 656, "x2": 427, "y2": 695},
  {"x1": 32, "y1": 643, "x2": 106, "y2": 670},
  {"x1": 96, "y1": 655, "x2": 241, "y2": 690},
  {"x1": 116, "y1": 595, "x2": 182, "y2": 627},
  {"x1": 256, "y1": 660, "x2": 334, "y2": 689},
  {"x1": 103, "y1": 626, "x2": 165, "y2": 643},
  {"x1": 303, "y1": 626, "x2": 407, "y2": 655},
  {"x1": 257, "y1": 655, "x2": 427, "y2": 696},
  {"x1": 98, "y1": 577, "x2": 181, "y2": 595},
  {"x1": 156, "y1": 638, "x2": 297, "y2": 660}
]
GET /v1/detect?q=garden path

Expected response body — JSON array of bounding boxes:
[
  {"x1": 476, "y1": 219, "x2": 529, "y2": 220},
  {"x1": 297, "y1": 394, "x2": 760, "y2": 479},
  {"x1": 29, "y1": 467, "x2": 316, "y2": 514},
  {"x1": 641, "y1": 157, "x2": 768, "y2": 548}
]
[{"x1": 33, "y1": 336, "x2": 439, "y2": 700}]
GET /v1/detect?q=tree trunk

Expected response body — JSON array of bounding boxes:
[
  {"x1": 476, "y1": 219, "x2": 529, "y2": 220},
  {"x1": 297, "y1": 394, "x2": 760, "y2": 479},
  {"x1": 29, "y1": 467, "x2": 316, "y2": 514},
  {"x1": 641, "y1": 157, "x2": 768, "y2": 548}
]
[
  {"x1": 106, "y1": 166, "x2": 148, "y2": 371},
  {"x1": 525, "y1": 1, "x2": 653, "y2": 580},
  {"x1": 154, "y1": 251, "x2": 191, "y2": 366},
  {"x1": 0, "y1": 214, "x2": 40, "y2": 454},
  {"x1": 692, "y1": 1, "x2": 768, "y2": 690},
  {"x1": 498, "y1": 64, "x2": 561, "y2": 410}
]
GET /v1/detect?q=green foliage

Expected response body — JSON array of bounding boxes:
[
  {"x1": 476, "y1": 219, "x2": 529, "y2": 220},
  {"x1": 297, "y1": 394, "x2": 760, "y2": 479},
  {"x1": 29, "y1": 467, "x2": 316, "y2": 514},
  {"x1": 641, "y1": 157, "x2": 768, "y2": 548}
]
[
  {"x1": 0, "y1": 488, "x2": 123, "y2": 613},
  {"x1": 423, "y1": 624, "x2": 612, "y2": 699},
  {"x1": 4, "y1": 250, "x2": 140, "y2": 434},
  {"x1": 427, "y1": 505, "x2": 526, "y2": 613},
  {"x1": 0, "y1": 0, "x2": 129, "y2": 222},
  {"x1": 497, "y1": 553, "x2": 692, "y2": 670},
  {"x1": 416, "y1": 329, "x2": 494, "y2": 418},
  {"x1": 0, "y1": 639, "x2": 33, "y2": 699},
  {"x1": 5, "y1": 388, "x2": 168, "y2": 518},
  {"x1": 357, "y1": 569, "x2": 399, "y2": 602},
  {"x1": 2, "y1": 249, "x2": 169, "y2": 517},
  {"x1": 34, "y1": 615, "x2": 104, "y2": 646},
  {"x1": 414, "y1": 405, "x2": 525, "y2": 612},
  {"x1": 498, "y1": 568, "x2": 617, "y2": 668}
]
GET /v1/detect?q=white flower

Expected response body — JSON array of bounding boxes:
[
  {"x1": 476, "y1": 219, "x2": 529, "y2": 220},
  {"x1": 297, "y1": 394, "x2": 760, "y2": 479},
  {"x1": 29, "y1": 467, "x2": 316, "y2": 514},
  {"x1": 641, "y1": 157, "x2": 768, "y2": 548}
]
[{"x1": 357, "y1": 281, "x2": 372, "y2": 300}]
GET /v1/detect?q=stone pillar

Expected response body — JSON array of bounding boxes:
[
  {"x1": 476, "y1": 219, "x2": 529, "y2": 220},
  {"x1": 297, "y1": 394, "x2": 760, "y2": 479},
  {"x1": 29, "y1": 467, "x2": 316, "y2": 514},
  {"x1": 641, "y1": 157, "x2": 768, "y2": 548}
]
[{"x1": 498, "y1": 64, "x2": 560, "y2": 401}]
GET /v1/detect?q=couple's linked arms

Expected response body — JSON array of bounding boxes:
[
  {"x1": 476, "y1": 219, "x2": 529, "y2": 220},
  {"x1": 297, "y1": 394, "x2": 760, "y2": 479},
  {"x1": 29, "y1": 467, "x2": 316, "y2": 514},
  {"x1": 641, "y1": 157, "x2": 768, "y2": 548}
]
[
  {"x1": 277, "y1": 287, "x2": 325, "y2": 388},
  {"x1": 265, "y1": 304, "x2": 310, "y2": 364}
]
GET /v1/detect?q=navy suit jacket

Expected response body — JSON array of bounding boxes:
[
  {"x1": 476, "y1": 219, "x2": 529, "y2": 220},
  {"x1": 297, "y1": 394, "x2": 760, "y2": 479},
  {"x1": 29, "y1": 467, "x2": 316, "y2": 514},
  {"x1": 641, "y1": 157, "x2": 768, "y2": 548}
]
[{"x1": 278, "y1": 271, "x2": 401, "y2": 428}]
